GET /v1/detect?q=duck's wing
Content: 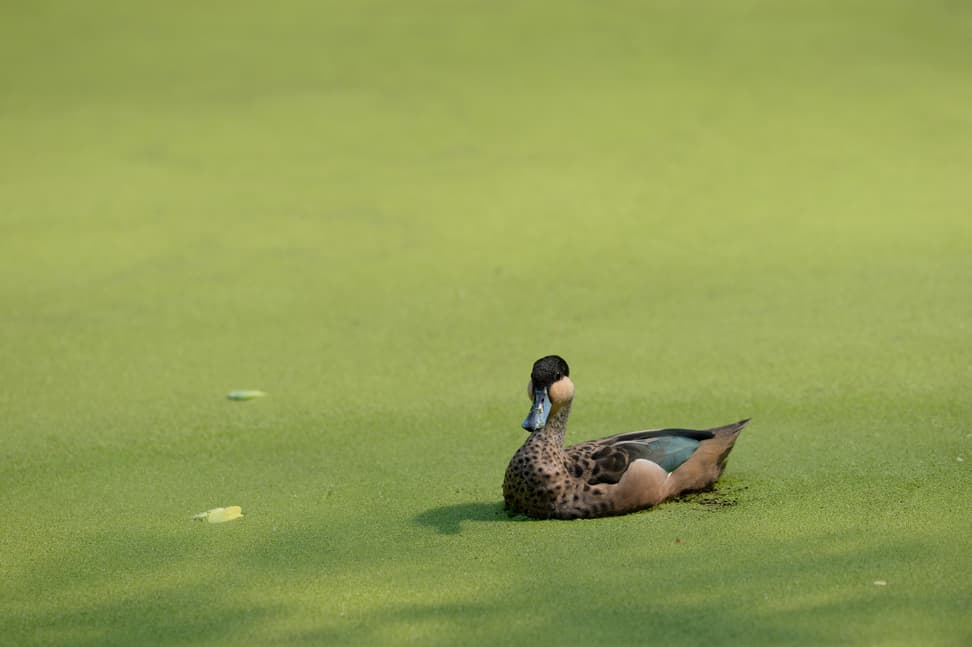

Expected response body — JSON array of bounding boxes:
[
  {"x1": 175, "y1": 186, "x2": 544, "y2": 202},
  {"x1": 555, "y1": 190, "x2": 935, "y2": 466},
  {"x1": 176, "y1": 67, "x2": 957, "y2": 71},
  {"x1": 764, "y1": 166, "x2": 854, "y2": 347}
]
[{"x1": 567, "y1": 429, "x2": 715, "y2": 486}]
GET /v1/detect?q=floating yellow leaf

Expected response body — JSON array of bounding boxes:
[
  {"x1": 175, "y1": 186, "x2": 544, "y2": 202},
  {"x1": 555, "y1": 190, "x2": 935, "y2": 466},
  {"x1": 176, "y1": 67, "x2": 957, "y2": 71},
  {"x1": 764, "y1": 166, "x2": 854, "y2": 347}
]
[{"x1": 193, "y1": 506, "x2": 244, "y2": 523}]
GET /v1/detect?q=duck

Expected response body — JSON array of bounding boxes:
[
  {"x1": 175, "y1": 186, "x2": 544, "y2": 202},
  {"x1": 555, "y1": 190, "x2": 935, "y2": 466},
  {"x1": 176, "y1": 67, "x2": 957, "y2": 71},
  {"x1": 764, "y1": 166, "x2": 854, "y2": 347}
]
[{"x1": 503, "y1": 355, "x2": 749, "y2": 519}]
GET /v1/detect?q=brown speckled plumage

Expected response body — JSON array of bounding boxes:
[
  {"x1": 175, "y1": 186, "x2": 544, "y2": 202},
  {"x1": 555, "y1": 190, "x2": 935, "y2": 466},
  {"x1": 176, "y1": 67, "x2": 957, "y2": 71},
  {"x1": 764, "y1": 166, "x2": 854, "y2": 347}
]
[{"x1": 503, "y1": 356, "x2": 748, "y2": 520}]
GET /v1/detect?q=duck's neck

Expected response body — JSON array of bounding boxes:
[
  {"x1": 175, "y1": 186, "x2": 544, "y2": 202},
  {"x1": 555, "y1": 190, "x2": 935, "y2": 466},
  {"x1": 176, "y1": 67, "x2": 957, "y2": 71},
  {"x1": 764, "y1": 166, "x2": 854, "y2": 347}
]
[{"x1": 531, "y1": 402, "x2": 572, "y2": 447}]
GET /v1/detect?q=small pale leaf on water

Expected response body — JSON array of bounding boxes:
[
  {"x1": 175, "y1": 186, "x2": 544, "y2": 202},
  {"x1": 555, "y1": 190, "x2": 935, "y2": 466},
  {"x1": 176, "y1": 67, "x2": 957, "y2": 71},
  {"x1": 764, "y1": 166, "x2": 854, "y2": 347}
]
[
  {"x1": 193, "y1": 506, "x2": 244, "y2": 523},
  {"x1": 873, "y1": 580, "x2": 888, "y2": 586},
  {"x1": 227, "y1": 390, "x2": 266, "y2": 401}
]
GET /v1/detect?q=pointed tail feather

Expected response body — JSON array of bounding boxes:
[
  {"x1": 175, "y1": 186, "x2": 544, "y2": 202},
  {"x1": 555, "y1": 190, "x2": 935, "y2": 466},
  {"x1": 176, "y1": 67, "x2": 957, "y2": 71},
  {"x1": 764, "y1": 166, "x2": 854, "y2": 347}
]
[
  {"x1": 712, "y1": 418, "x2": 750, "y2": 436},
  {"x1": 708, "y1": 418, "x2": 749, "y2": 468}
]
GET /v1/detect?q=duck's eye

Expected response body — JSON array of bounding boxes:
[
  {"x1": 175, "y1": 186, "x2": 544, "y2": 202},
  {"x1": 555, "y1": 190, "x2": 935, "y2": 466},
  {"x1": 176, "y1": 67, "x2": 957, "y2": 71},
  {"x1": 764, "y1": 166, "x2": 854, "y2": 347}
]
[{"x1": 554, "y1": 372, "x2": 562, "y2": 381}]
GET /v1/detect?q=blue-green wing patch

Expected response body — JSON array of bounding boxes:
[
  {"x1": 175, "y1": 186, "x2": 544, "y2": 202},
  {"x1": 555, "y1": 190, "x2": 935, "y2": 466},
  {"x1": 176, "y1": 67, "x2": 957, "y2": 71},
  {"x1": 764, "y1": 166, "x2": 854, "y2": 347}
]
[{"x1": 615, "y1": 436, "x2": 702, "y2": 472}]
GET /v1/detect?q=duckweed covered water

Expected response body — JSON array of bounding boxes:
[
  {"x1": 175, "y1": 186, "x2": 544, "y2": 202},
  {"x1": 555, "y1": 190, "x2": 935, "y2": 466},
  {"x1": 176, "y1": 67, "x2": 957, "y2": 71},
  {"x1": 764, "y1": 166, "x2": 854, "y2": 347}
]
[{"x1": 2, "y1": 2, "x2": 970, "y2": 645}]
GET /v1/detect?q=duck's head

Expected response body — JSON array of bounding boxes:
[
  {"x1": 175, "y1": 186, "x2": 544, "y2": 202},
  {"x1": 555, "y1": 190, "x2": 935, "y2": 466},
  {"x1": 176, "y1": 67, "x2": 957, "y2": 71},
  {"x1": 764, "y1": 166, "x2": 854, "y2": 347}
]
[{"x1": 522, "y1": 355, "x2": 574, "y2": 432}]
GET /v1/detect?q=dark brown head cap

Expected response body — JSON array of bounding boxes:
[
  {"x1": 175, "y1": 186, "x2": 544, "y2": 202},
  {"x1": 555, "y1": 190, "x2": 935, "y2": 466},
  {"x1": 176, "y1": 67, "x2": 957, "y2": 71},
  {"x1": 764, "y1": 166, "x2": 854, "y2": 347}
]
[{"x1": 530, "y1": 355, "x2": 570, "y2": 389}]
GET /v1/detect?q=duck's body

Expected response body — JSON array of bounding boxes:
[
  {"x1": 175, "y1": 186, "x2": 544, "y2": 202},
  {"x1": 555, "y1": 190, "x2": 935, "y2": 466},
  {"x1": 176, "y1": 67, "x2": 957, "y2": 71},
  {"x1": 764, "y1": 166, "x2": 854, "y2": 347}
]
[{"x1": 503, "y1": 356, "x2": 748, "y2": 520}]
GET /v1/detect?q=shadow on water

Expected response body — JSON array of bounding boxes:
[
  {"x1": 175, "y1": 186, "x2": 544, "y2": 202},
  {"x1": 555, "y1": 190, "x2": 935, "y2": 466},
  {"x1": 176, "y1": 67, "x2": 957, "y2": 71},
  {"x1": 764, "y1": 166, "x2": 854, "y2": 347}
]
[
  {"x1": 7, "y1": 514, "x2": 969, "y2": 646},
  {"x1": 413, "y1": 501, "x2": 514, "y2": 534}
]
